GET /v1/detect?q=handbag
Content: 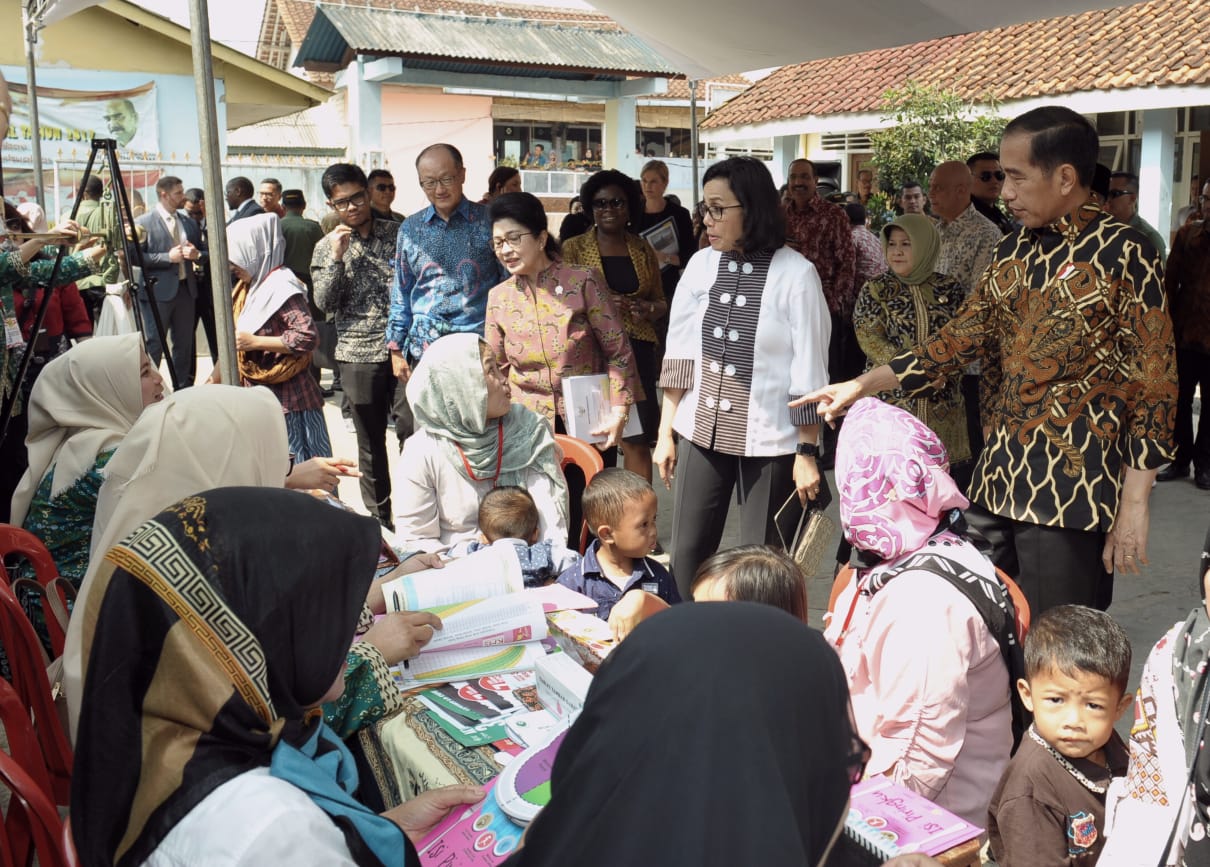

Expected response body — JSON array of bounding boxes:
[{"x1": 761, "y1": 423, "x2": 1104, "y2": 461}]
[{"x1": 775, "y1": 474, "x2": 836, "y2": 578}]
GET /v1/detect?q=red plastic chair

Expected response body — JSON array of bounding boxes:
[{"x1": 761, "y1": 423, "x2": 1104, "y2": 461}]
[
  {"x1": 61, "y1": 817, "x2": 80, "y2": 867},
  {"x1": 0, "y1": 678, "x2": 56, "y2": 802},
  {"x1": 827, "y1": 562, "x2": 1031, "y2": 644},
  {"x1": 0, "y1": 525, "x2": 72, "y2": 658},
  {"x1": 0, "y1": 749, "x2": 68, "y2": 867},
  {"x1": 0, "y1": 580, "x2": 73, "y2": 806},
  {"x1": 554, "y1": 434, "x2": 605, "y2": 554}
]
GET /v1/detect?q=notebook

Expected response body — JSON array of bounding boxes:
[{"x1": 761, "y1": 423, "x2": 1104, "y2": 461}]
[{"x1": 844, "y1": 777, "x2": 983, "y2": 858}]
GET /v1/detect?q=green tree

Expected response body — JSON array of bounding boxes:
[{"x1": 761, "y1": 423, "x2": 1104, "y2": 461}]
[{"x1": 868, "y1": 82, "x2": 1005, "y2": 225}]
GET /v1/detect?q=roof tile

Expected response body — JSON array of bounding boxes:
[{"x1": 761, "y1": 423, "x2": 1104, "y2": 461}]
[{"x1": 703, "y1": 0, "x2": 1210, "y2": 129}]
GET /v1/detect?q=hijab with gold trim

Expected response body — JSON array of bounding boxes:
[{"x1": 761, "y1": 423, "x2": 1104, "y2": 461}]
[{"x1": 70, "y1": 487, "x2": 403, "y2": 866}]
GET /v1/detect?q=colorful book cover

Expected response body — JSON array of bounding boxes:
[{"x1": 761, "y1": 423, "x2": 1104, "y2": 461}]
[
  {"x1": 845, "y1": 778, "x2": 983, "y2": 857},
  {"x1": 417, "y1": 780, "x2": 526, "y2": 866}
]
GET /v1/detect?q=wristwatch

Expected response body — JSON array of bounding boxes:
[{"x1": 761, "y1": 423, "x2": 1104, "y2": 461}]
[{"x1": 795, "y1": 442, "x2": 820, "y2": 458}]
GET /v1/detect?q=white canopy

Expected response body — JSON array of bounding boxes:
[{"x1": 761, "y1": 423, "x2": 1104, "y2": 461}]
[{"x1": 580, "y1": 0, "x2": 1141, "y2": 79}]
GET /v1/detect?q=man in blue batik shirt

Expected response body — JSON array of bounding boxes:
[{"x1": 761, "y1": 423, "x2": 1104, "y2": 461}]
[{"x1": 387, "y1": 143, "x2": 507, "y2": 382}]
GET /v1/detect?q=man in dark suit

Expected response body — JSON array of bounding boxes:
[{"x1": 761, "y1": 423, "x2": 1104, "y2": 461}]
[
  {"x1": 224, "y1": 176, "x2": 263, "y2": 224},
  {"x1": 184, "y1": 187, "x2": 217, "y2": 376},
  {"x1": 137, "y1": 175, "x2": 204, "y2": 387}
]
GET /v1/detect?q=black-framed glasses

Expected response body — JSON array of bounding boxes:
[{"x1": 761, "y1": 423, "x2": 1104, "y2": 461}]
[
  {"x1": 703, "y1": 203, "x2": 743, "y2": 220},
  {"x1": 591, "y1": 197, "x2": 626, "y2": 211},
  {"x1": 848, "y1": 735, "x2": 872, "y2": 784},
  {"x1": 1106, "y1": 189, "x2": 1134, "y2": 199},
  {"x1": 976, "y1": 170, "x2": 1006, "y2": 182},
  {"x1": 374, "y1": 183, "x2": 396, "y2": 192},
  {"x1": 491, "y1": 231, "x2": 533, "y2": 251},
  {"x1": 329, "y1": 191, "x2": 367, "y2": 212},
  {"x1": 420, "y1": 176, "x2": 457, "y2": 192}
]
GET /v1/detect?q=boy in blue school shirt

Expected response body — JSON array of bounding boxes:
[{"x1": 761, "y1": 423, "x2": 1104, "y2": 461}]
[{"x1": 557, "y1": 469, "x2": 680, "y2": 624}]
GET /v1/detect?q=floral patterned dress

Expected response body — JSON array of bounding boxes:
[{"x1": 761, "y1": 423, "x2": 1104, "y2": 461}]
[{"x1": 853, "y1": 270, "x2": 971, "y2": 463}]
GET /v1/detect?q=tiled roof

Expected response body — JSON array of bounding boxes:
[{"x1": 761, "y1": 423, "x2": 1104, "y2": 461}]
[{"x1": 702, "y1": 0, "x2": 1210, "y2": 129}]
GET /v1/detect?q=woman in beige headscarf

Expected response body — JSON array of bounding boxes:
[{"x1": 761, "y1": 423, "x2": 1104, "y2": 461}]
[
  {"x1": 11, "y1": 333, "x2": 162, "y2": 583},
  {"x1": 63, "y1": 384, "x2": 438, "y2": 744}
]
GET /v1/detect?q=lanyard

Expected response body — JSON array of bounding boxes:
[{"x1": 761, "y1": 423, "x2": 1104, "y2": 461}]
[{"x1": 456, "y1": 420, "x2": 504, "y2": 485}]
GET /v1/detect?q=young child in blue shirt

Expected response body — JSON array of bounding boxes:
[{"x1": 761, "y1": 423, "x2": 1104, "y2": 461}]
[{"x1": 557, "y1": 468, "x2": 679, "y2": 628}]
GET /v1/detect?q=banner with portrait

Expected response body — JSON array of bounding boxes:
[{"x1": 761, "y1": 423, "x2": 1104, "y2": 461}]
[{"x1": 4, "y1": 80, "x2": 159, "y2": 158}]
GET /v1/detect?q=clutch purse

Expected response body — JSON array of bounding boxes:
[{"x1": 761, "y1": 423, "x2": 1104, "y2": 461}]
[{"x1": 775, "y1": 476, "x2": 836, "y2": 578}]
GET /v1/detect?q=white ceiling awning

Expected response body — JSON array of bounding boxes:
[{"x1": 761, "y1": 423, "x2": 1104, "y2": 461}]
[{"x1": 579, "y1": 0, "x2": 1151, "y2": 80}]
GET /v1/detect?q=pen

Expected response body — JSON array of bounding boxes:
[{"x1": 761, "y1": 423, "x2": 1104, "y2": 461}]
[{"x1": 392, "y1": 590, "x2": 400, "y2": 613}]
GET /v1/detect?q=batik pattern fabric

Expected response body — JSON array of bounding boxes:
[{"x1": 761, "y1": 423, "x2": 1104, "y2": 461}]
[
  {"x1": 322, "y1": 642, "x2": 403, "y2": 741},
  {"x1": 560, "y1": 231, "x2": 666, "y2": 344},
  {"x1": 936, "y1": 204, "x2": 1003, "y2": 295},
  {"x1": 888, "y1": 202, "x2": 1177, "y2": 532},
  {"x1": 387, "y1": 197, "x2": 506, "y2": 362},
  {"x1": 20, "y1": 449, "x2": 115, "y2": 586},
  {"x1": 483, "y1": 258, "x2": 638, "y2": 424},
  {"x1": 784, "y1": 197, "x2": 857, "y2": 316},
  {"x1": 1166, "y1": 220, "x2": 1210, "y2": 353},
  {"x1": 851, "y1": 225, "x2": 887, "y2": 312},
  {"x1": 853, "y1": 271, "x2": 970, "y2": 462},
  {"x1": 311, "y1": 218, "x2": 397, "y2": 364}
]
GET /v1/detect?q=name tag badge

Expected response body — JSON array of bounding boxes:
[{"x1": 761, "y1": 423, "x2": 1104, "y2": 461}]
[
  {"x1": 641, "y1": 581, "x2": 659, "y2": 595},
  {"x1": 4, "y1": 314, "x2": 24, "y2": 350}
]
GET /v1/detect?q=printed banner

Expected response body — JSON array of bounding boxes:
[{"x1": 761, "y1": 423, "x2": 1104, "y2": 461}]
[{"x1": 5, "y1": 81, "x2": 159, "y2": 156}]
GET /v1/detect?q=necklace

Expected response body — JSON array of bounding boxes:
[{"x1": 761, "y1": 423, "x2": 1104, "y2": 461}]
[
  {"x1": 455, "y1": 420, "x2": 504, "y2": 484},
  {"x1": 1029, "y1": 726, "x2": 1110, "y2": 793}
]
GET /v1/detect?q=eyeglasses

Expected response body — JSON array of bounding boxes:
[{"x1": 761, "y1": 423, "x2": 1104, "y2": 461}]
[
  {"x1": 591, "y1": 197, "x2": 627, "y2": 211},
  {"x1": 420, "y1": 176, "x2": 458, "y2": 192},
  {"x1": 374, "y1": 183, "x2": 396, "y2": 192},
  {"x1": 976, "y1": 170, "x2": 1006, "y2": 183},
  {"x1": 848, "y1": 735, "x2": 872, "y2": 785},
  {"x1": 492, "y1": 231, "x2": 533, "y2": 251},
  {"x1": 329, "y1": 191, "x2": 367, "y2": 212},
  {"x1": 702, "y1": 203, "x2": 743, "y2": 221},
  {"x1": 287, "y1": 452, "x2": 296, "y2": 477},
  {"x1": 1106, "y1": 189, "x2": 1135, "y2": 200}
]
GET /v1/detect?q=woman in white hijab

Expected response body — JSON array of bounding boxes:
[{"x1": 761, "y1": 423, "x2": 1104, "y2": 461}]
[
  {"x1": 219, "y1": 213, "x2": 330, "y2": 461},
  {"x1": 64, "y1": 385, "x2": 439, "y2": 744},
  {"x1": 11, "y1": 333, "x2": 163, "y2": 583}
]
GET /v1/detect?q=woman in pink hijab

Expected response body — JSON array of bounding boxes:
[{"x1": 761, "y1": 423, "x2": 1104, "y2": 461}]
[{"x1": 824, "y1": 397, "x2": 1017, "y2": 826}]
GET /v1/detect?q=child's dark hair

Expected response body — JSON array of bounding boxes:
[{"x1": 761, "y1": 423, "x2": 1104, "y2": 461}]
[
  {"x1": 478, "y1": 486, "x2": 540, "y2": 543},
  {"x1": 691, "y1": 545, "x2": 809, "y2": 623},
  {"x1": 582, "y1": 468, "x2": 652, "y2": 531},
  {"x1": 1024, "y1": 604, "x2": 1132, "y2": 695}
]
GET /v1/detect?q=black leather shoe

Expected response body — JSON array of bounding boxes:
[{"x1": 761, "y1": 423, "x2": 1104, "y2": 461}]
[
  {"x1": 1196, "y1": 469, "x2": 1210, "y2": 490},
  {"x1": 1157, "y1": 463, "x2": 1191, "y2": 482}
]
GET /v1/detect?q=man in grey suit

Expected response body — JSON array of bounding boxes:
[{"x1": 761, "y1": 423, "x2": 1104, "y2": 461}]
[{"x1": 137, "y1": 175, "x2": 204, "y2": 387}]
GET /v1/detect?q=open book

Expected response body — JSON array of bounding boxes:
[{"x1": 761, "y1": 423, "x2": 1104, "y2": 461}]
[{"x1": 381, "y1": 545, "x2": 593, "y2": 687}]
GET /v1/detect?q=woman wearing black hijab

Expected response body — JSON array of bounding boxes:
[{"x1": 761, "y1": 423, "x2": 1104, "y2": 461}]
[
  {"x1": 505, "y1": 602, "x2": 869, "y2": 866},
  {"x1": 71, "y1": 487, "x2": 482, "y2": 866}
]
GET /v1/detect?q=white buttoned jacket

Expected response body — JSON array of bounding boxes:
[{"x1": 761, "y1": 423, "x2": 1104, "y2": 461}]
[{"x1": 660, "y1": 245, "x2": 830, "y2": 456}]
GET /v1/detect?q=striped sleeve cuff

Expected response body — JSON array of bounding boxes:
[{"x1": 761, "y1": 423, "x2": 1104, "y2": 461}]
[
  {"x1": 788, "y1": 395, "x2": 820, "y2": 426},
  {"x1": 658, "y1": 357, "x2": 694, "y2": 389}
]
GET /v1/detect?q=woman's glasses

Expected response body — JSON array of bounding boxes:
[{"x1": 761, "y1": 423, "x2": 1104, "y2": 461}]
[
  {"x1": 591, "y1": 197, "x2": 626, "y2": 211},
  {"x1": 491, "y1": 231, "x2": 532, "y2": 251},
  {"x1": 702, "y1": 203, "x2": 742, "y2": 221}
]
